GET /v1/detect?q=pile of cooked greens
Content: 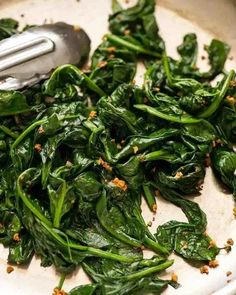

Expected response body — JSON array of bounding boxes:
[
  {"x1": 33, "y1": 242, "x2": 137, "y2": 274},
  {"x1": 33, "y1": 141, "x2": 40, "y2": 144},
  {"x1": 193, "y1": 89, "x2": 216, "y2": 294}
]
[{"x1": 0, "y1": 0, "x2": 236, "y2": 294}]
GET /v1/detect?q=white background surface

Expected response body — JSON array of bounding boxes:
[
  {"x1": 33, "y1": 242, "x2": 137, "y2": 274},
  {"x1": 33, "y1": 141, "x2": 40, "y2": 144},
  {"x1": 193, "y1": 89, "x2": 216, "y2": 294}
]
[{"x1": 0, "y1": 1, "x2": 236, "y2": 294}]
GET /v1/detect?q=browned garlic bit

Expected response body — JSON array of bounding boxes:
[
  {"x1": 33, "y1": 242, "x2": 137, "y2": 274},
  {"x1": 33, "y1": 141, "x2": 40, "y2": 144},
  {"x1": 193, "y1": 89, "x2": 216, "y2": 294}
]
[
  {"x1": 171, "y1": 273, "x2": 178, "y2": 283},
  {"x1": 200, "y1": 265, "x2": 209, "y2": 274},
  {"x1": 111, "y1": 177, "x2": 128, "y2": 191},
  {"x1": 34, "y1": 143, "x2": 42, "y2": 153},
  {"x1": 208, "y1": 260, "x2": 219, "y2": 268},
  {"x1": 6, "y1": 266, "x2": 14, "y2": 274}
]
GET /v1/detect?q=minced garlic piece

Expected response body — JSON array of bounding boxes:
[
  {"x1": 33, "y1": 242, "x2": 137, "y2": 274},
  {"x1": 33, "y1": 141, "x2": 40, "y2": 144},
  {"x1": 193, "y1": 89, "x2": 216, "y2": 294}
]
[
  {"x1": 98, "y1": 157, "x2": 112, "y2": 172},
  {"x1": 6, "y1": 266, "x2": 14, "y2": 274},
  {"x1": 233, "y1": 207, "x2": 236, "y2": 217},
  {"x1": 34, "y1": 143, "x2": 42, "y2": 153},
  {"x1": 147, "y1": 221, "x2": 152, "y2": 227},
  {"x1": 112, "y1": 177, "x2": 127, "y2": 191},
  {"x1": 124, "y1": 29, "x2": 131, "y2": 36},
  {"x1": 171, "y1": 273, "x2": 178, "y2": 283},
  {"x1": 152, "y1": 204, "x2": 157, "y2": 213},
  {"x1": 73, "y1": 25, "x2": 81, "y2": 32},
  {"x1": 227, "y1": 238, "x2": 234, "y2": 246},
  {"x1": 133, "y1": 146, "x2": 139, "y2": 154},
  {"x1": 97, "y1": 61, "x2": 107, "y2": 68},
  {"x1": 200, "y1": 265, "x2": 209, "y2": 274},
  {"x1": 155, "y1": 190, "x2": 162, "y2": 198},
  {"x1": 226, "y1": 95, "x2": 236, "y2": 106},
  {"x1": 13, "y1": 233, "x2": 20, "y2": 242},
  {"x1": 52, "y1": 288, "x2": 68, "y2": 295},
  {"x1": 174, "y1": 171, "x2": 183, "y2": 180},
  {"x1": 38, "y1": 126, "x2": 45, "y2": 134},
  {"x1": 209, "y1": 260, "x2": 219, "y2": 268},
  {"x1": 88, "y1": 110, "x2": 97, "y2": 120},
  {"x1": 107, "y1": 46, "x2": 116, "y2": 52},
  {"x1": 208, "y1": 240, "x2": 216, "y2": 249}
]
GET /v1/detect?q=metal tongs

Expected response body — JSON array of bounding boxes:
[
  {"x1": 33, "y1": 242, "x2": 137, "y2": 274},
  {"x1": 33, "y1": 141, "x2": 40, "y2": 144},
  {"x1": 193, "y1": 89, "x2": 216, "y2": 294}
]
[{"x1": 0, "y1": 22, "x2": 90, "y2": 91}]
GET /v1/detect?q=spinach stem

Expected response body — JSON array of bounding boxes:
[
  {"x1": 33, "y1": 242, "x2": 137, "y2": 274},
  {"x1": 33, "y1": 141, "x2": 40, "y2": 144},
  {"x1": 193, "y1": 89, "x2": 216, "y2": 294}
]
[
  {"x1": 11, "y1": 114, "x2": 82, "y2": 152},
  {"x1": 125, "y1": 260, "x2": 174, "y2": 280},
  {"x1": 42, "y1": 222, "x2": 136, "y2": 263},
  {"x1": 144, "y1": 237, "x2": 169, "y2": 256},
  {"x1": 199, "y1": 69, "x2": 235, "y2": 118},
  {"x1": 106, "y1": 34, "x2": 161, "y2": 58},
  {"x1": 57, "y1": 273, "x2": 67, "y2": 290},
  {"x1": 17, "y1": 170, "x2": 52, "y2": 227},
  {"x1": 143, "y1": 149, "x2": 174, "y2": 162},
  {"x1": 53, "y1": 180, "x2": 67, "y2": 228},
  {"x1": 134, "y1": 104, "x2": 201, "y2": 123},
  {"x1": 162, "y1": 53, "x2": 172, "y2": 85},
  {"x1": 17, "y1": 175, "x2": 137, "y2": 264},
  {"x1": 142, "y1": 184, "x2": 156, "y2": 211},
  {"x1": 0, "y1": 125, "x2": 18, "y2": 139}
]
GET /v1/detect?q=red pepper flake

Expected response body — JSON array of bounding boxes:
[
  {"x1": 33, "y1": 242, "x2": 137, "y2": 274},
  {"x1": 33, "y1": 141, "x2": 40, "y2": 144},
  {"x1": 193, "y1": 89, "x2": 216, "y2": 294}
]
[
  {"x1": 52, "y1": 288, "x2": 68, "y2": 295},
  {"x1": 226, "y1": 271, "x2": 232, "y2": 277},
  {"x1": 88, "y1": 110, "x2": 97, "y2": 119},
  {"x1": 34, "y1": 143, "x2": 42, "y2": 153},
  {"x1": 209, "y1": 260, "x2": 219, "y2": 268},
  {"x1": 112, "y1": 177, "x2": 127, "y2": 191},
  {"x1": 200, "y1": 265, "x2": 209, "y2": 274},
  {"x1": 171, "y1": 273, "x2": 178, "y2": 283},
  {"x1": 6, "y1": 266, "x2": 14, "y2": 274},
  {"x1": 13, "y1": 233, "x2": 20, "y2": 242},
  {"x1": 98, "y1": 157, "x2": 112, "y2": 172},
  {"x1": 97, "y1": 61, "x2": 107, "y2": 68}
]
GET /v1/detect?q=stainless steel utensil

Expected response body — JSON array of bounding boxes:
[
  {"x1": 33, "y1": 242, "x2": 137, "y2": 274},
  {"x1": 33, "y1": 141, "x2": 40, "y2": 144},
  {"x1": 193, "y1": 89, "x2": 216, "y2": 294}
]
[{"x1": 0, "y1": 22, "x2": 90, "y2": 90}]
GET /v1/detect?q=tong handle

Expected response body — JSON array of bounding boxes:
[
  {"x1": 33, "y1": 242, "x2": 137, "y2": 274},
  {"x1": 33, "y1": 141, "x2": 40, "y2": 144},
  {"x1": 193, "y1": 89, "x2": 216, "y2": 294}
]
[{"x1": 0, "y1": 36, "x2": 54, "y2": 72}]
